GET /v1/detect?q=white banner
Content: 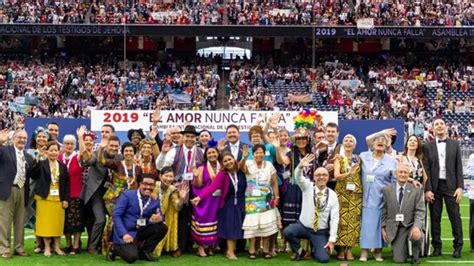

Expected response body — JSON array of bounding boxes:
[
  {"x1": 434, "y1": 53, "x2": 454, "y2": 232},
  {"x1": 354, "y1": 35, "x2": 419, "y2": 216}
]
[
  {"x1": 91, "y1": 110, "x2": 338, "y2": 132},
  {"x1": 356, "y1": 18, "x2": 374, "y2": 29}
]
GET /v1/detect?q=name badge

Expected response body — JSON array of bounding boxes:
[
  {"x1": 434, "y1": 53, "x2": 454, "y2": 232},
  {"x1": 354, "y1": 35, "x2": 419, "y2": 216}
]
[
  {"x1": 282, "y1": 171, "x2": 291, "y2": 180},
  {"x1": 183, "y1": 173, "x2": 193, "y2": 181},
  {"x1": 366, "y1": 175, "x2": 375, "y2": 183},
  {"x1": 252, "y1": 189, "x2": 262, "y2": 197},
  {"x1": 395, "y1": 214, "x2": 404, "y2": 222},
  {"x1": 212, "y1": 189, "x2": 221, "y2": 197},
  {"x1": 50, "y1": 189, "x2": 59, "y2": 196},
  {"x1": 346, "y1": 182, "x2": 356, "y2": 192},
  {"x1": 137, "y1": 218, "x2": 146, "y2": 227}
]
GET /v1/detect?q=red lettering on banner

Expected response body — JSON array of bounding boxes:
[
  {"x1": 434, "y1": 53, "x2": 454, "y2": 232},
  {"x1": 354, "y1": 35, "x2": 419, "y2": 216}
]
[{"x1": 104, "y1": 112, "x2": 111, "y2": 123}]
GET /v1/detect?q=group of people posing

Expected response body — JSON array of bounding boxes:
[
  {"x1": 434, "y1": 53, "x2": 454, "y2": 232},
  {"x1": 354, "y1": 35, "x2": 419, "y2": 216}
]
[{"x1": 0, "y1": 108, "x2": 465, "y2": 264}]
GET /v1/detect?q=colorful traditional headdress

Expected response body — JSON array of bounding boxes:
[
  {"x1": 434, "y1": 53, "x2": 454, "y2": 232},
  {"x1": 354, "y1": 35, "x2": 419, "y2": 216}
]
[{"x1": 293, "y1": 108, "x2": 323, "y2": 138}]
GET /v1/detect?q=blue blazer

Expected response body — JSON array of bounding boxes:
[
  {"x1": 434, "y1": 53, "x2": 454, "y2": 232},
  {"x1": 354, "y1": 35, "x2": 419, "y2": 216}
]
[
  {"x1": 0, "y1": 145, "x2": 33, "y2": 206},
  {"x1": 112, "y1": 189, "x2": 161, "y2": 244}
]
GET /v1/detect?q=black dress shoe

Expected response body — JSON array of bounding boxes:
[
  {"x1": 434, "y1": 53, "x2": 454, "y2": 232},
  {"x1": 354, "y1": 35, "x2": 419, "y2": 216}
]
[
  {"x1": 432, "y1": 248, "x2": 442, "y2": 257},
  {"x1": 139, "y1": 252, "x2": 156, "y2": 261},
  {"x1": 453, "y1": 249, "x2": 462, "y2": 258},
  {"x1": 295, "y1": 249, "x2": 307, "y2": 261},
  {"x1": 106, "y1": 248, "x2": 115, "y2": 261}
]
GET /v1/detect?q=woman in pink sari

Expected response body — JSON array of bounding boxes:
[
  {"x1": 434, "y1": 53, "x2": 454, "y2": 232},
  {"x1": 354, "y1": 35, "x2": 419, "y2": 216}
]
[{"x1": 191, "y1": 144, "x2": 221, "y2": 257}]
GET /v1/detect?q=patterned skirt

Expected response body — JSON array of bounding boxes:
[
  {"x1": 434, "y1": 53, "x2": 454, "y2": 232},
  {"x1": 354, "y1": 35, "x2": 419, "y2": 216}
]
[{"x1": 64, "y1": 198, "x2": 84, "y2": 234}]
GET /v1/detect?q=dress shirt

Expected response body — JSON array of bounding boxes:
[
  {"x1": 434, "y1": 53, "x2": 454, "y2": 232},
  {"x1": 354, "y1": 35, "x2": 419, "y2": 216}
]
[
  {"x1": 295, "y1": 166, "x2": 339, "y2": 243},
  {"x1": 155, "y1": 145, "x2": 199, "y2": 172},
  {"x1": 13, "y1": 146, "x2": 26, "y2": 185},
  {"x1": 229, "y1": 141, "x2": 240, "y2": 160},
  {"x1": 435, "y1": 137, "x2": 447, "y2": 180},
  {"x1": 396, "y1": 182, "x2": 407, "y2": 206}
]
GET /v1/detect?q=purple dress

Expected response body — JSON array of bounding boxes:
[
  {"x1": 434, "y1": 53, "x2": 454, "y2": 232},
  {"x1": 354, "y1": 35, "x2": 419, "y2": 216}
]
[{"x1": 191, "y1": 165, "x2": 220, "y2": 246}]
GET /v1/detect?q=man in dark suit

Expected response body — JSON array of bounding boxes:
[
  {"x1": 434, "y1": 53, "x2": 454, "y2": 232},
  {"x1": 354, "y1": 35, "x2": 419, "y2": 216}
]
[
  {"x1": 81, "y1": 135, "x2": 121, "y2": 254},
  {"x1": 382, "y1": 163, "x2": 426, "y2": 264},
  {"x1": 222, "y1": 124, "x2": 248, "y2": 161},
  {"x1": 424, "y1": 118, "x2": 464, "y2": 258},
  {"x1": 108, "y1": 174, "x2": 167, "y2": 263},
  {"x1": 0, "y1": 129, "x2": 33, "y2": 258}
]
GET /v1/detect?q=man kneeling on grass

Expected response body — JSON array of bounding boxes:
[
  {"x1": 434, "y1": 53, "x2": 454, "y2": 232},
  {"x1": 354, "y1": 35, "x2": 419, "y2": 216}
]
[
  {"x1": 283, "y1": 154, "x2": 339, "y2": 263},
  {"x1": 107, "y1": 173, "x2": 168, "y2": 263}
]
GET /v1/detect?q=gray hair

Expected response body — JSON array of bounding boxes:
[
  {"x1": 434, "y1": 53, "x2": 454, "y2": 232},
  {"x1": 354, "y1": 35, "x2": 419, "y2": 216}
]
[{"x1": 63, "y1": 134, "x2": 77, "y2": 146}]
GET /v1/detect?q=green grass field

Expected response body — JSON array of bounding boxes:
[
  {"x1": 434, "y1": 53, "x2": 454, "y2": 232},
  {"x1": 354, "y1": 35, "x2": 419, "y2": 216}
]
[{"x1": 2, "y1": 198, "x2": 473, "y2": 265}]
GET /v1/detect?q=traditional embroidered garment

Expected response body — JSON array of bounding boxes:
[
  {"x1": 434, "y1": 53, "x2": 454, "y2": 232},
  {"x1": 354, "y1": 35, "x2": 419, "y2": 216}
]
[
  {"x1": 153, "y1": 183, "x2": 180, "y2": 256},
  {"x1": 191, "y1": 164, "x2": 220, "y2": 246},
  {"x1": 335, "y1": 155, "x2": 362, "y2": 247}
]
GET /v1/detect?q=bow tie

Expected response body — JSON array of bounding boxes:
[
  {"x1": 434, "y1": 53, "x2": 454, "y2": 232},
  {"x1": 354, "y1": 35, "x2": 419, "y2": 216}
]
[{"x1": 437, "y1": 139, "x2": 447, "y2": 143}]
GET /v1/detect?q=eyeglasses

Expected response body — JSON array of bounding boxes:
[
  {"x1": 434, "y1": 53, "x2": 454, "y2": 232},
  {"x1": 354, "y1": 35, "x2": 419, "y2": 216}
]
[
  {"x1": 314, "y1": 173, "x2": 329, "y2": 177},
  {"x1": 141, "y1": 182, "x2": 155, "y2": 187}
]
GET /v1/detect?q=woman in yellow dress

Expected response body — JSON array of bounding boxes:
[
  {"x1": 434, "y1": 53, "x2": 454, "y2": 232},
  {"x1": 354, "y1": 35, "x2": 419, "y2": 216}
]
[
  {"x1": 152, "y1": 166, "x2": 188, "y2": 257},
  {"x1": 30, "y1": 141, "x2": 70, "y2": 257},
  {"x1": 333, "y1": 134, "x2": 362, "y2": 261}
]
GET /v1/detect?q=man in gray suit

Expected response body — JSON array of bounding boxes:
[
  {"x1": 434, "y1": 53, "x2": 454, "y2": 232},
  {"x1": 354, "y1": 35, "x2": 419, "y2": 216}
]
[
  {"x1": 80, "y1": 135, "x2": 121, "y2": 254},
  {"x1": 423, "y1": 118, "x2": 463, "y2": 258},
  {"x1": 382, "y1": 163, "x2": 426, "y2": 264}
]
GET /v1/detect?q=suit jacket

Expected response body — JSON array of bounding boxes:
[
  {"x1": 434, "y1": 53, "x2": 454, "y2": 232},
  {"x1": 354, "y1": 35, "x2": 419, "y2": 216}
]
[
  {"x1": 381, "y1": 182, "x2": 425, "y2": 244},
  {"x1": 0, "y1": 145, "x2": 33, "y2": 206},
  {"x1": 112, "y1": 189, "x2": 161, "y2": 244},
  {"x1": 423, "y1": 139, "x2": 463, "y2": 193},
  {"x1": 222, "y1": 140, "x2": 248, "y2": 161},
  {"x1": 80, "y1": 149, "x2": 122, "y2": 204},
  {"x1": 29, "y1": 159, "x2": 70, "y2": 202}
]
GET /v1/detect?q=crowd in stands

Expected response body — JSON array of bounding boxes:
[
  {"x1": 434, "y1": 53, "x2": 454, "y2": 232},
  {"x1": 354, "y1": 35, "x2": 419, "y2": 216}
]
[
  {"x1": 229, "y1": 0, "x2": 474, "y2": 26},
  {"x1": 1, "y1": 0, "x2": 472, "y2": 26},
  {"x1": 227, "y1": 52, "x2": 474, "y2": 141},
  {"x1": 0, "y1": 53, "x2": 221, "y2": 129}
]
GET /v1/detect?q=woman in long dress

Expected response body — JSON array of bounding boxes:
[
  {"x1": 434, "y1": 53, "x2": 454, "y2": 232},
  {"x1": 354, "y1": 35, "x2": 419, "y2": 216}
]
[
  {"x1": 359, "y1": 133, "x2": 397, "y2": 262},
  {"x1": 26, "y1": 127, "x2": 49, "y2": 253},
  {"x1": 240, "y1": 143, "x2": 280, "y2": 259},
  {"x1": 59, "y1": 134, "x2": 84, "y2": 255},
  {"x1": 334, "y1": 134, "x2": 362, "y2": 261},
  {"x1": 191, "y1": 146, "x2": 222, "y2": 257},
  {"x1": 191, "y1": 151, "x2": 247, "y2": 260},
  {"x1": 99, "y1": 142, "x2": 140, "y2": 255},
  {"x1": 153, "y1": 166, "x2": 188, "y2": 257},
  {"x1": 30, "y1": 141, "x2": 70, "y2": 257}
]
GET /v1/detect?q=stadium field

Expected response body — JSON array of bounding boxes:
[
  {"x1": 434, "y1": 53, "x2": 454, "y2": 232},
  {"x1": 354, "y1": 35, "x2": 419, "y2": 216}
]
[{"x1": 4, "y1": 197, "x2": 473, "y2": 265}]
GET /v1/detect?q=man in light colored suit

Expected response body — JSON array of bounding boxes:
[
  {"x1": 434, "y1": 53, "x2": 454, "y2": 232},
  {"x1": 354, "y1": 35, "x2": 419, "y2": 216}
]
[{"x1": 382, "y1": 163, "x2": 426, "y2": 264}]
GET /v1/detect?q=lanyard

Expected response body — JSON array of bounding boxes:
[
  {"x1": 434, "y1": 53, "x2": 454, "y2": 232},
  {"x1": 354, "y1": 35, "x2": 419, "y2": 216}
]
[
  {"x1": 137, "y1": 189, "x2": 151, "y2": 218},
  {"x1": 122, "y1": 161, "x2": 136, "y2": 189},
  {"x1": 313, "y1": 187, "x2": 329, "y2": 211},
  {"x1": 51, "y1": 161, "x2": 59, "y2": 184},
  {"x1": 62, "y1": 152, "x2": 76, "y2": 170},
  {"x1": 230, "y1": 172, "x2": 238, "y2": 205}
]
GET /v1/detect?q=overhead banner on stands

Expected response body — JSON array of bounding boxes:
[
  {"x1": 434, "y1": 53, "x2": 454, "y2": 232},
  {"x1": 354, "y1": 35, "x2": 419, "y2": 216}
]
[
  {"x1": 90, "y1": 110, "x2": 339, "y2": 132},
  {"x1": 0, "y1": 25, "x2": 472, "y2": 38}
]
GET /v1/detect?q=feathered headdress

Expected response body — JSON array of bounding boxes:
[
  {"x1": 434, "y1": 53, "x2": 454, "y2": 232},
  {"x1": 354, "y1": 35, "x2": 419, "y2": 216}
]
[
  {"x1": 293, "y1": 108, "x2": 323, "y2": 138},
  {"x1": 207, "y1": 139, "x2": 218, "y2": 149}
]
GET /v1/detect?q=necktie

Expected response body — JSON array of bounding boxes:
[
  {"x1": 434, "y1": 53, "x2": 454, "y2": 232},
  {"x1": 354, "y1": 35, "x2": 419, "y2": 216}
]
[
  {"x1": 437, "y1": 139, "x2": 446, "y2": 143},
  {"x1": 187, "y1": 150, "x2": 192, "y2": 172},
  {"x1": 17, "y1": 151, "x2": 25, "y2": 188},
  {"x1": 313, "y1": 191, "x2": 323, "y2": 232},
  {"x1": 399, "y1": 187, "x2": 404, "y2": 206}
]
